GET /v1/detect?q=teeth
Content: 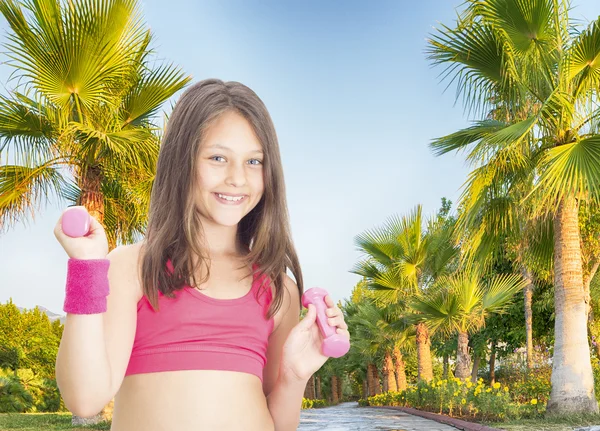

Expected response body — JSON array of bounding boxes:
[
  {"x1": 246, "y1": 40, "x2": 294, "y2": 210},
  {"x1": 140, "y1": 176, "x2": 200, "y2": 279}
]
[{"x1": 217, "y1": 193, "x2": 244, "y2": 202}]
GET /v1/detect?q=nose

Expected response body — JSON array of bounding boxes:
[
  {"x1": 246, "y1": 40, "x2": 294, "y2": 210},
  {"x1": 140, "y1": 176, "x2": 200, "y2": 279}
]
[{"x1": 225, "y1": 161, "x2": 247, "y2": 187}]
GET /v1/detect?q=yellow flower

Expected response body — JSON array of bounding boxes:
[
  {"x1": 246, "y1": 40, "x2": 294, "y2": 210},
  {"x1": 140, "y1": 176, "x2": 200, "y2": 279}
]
[
  {"x1": 504, "y1": 386, "x2": 509, "y2": 392},
  {"x1": 467, "y1": 382, "x2": 473, "y2": 388},
  {"x1": 486, "y1": 388, "x2": 492, "y2": 393},
  {"x1": 461, "y1": 398, "x2": 467, "y2": 405},
  {"x1": 531, "y1": 399, "x2": 538, "y2": 405},
  {"x1": 453, "y1": 391, "x2": 459, "y2": 396},
  {"x1": 493, "y1": 382, "x2": 501, "y2": 389}
]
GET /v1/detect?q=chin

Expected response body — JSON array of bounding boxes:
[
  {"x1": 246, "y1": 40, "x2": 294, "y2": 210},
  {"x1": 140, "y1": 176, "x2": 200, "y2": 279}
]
[
  {"x1": 211, "y1": 213, "x2": 246, "y2": 227},
  {"x1": 214, "y1": 219, "x2": 242, "y2": 227}
]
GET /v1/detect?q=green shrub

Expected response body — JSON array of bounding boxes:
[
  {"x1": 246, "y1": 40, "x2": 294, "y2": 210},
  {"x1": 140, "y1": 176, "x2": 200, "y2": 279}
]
[
  {"x1": 301, "y1": 398, "x2": 328, "y2": 409},
  {"x1": 0, "y1": 368, "x2": 65, "y2": 413},
  {"x1": 0, "y1": 375, "x2": 33, "y2": 413},
  {"x1": 363, "y1": 377, "x2": 545, "y2": 421}
]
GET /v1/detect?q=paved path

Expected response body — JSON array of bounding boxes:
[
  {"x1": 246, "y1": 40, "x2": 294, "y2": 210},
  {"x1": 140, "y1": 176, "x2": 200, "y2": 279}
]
[{"x1": 298, "y1": 402, "x2": 458, "y2": 431}]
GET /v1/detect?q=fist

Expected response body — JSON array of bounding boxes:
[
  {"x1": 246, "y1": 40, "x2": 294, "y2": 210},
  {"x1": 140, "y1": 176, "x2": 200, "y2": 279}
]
[{"x1": 53, "y1": 207, "x2": 108, "y2": 260}]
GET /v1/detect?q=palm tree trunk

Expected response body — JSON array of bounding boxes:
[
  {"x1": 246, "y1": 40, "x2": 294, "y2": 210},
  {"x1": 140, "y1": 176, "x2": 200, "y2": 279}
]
[
  {"x1": 78, "y1": 165, "x2": 105, "y2": 223},
  {"x1": 521, "y1": 266, "x2": 535, "y2": 370},
  {"x1": 331, "y1": 375, "x2": 339, "y2": 404},
  {"x1": 471, "y1": 353, "x2": 482, "y2": 383},
  {"x1": 304, "y1": 375, "x2": 315, "y2": 399},
  {"x1": 362, "y1": 379, "x2": 368, "y2": 399},
  {"x1": 415, "y1": 323, "x2": 433, "y2": 382},
  {"x1": 382, "y1": 350, "x2": 397, "y2": 392},
  {"x1": 367, "y1": 363, "x2": 381, "y2": 396},
  {"x1": 337, "y1": 376, "x2": 343, "y2": 402},
  {"x1": 455, "y1": 331, "x2": 471, "y2": 380},
  {"x1": 489, "y1": 342, "x2": 496, "y2": 384},
  {"x1": 547, "y1": 197, "x2": 599, "y2": 414},
  {"x1": 315, "y1": 374, "x2": 322, "y2": 399},
  {"x1": 72, "y1": 169, "x2": 114, "y2": 426},
  {"x1": 393, "y1": 345, "x2": 407, "y2": 391},
  {"x1": 382, "y1": 363, "x2": 389, "y2": 393}
]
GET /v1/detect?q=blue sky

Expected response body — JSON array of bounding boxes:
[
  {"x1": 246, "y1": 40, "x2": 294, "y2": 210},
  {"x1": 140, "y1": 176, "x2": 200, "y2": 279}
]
[{"x1": 1, "y1": 0, "x2": 598, "y2": 314}]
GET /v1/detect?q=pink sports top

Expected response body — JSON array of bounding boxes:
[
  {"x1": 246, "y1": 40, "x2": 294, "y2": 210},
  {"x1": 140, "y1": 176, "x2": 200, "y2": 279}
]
[{"x1": 125, "y1": 262, "x2": 275, "y2": 382}]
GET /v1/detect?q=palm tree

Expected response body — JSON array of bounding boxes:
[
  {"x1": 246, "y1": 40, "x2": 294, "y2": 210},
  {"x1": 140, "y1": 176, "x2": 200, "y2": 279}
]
[
  {"x1": 427, "y1": 0, "x2": 600, "y2": 414},
  {"x1": 341, "y1": 291, "x2": 371, "y2": 399},
  {"x1": 344, "y1": 299, "x2": 382, "y2": 396},
  {"x1": 352, "y1": 203, "x2": 458, "y2": 381},
  {"x1": 0, "y1": 0, "x2": 190, "y2": 423},
  {"x1": 349, "y1": 301, "x2": 412, "y2": 393},
  {"x1": 447, "y1": 118, "x2": 552, "y2": 371},
  {"x1": 0, "y1": 0, "x2": 190, "y2": 247},
  {"x1": 411, "y1": 267, "x2": 525, "y2": 379}
]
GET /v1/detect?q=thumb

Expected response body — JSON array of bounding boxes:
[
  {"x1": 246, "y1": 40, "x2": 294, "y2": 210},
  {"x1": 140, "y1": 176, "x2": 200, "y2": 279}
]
[{"x1": 299, "y1": 303, "x2": 317, "y2": 329}]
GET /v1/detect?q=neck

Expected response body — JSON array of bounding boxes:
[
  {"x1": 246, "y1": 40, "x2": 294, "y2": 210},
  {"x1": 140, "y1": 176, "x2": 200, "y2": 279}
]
[{"x1": 198, "y1": 221, "x2": 247, "y2": 259}]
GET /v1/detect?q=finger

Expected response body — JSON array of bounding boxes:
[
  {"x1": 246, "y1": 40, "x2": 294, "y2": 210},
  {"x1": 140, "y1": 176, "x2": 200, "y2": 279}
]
[
  {"x1": 328, "y1": 316, "x2": 348, "y2": 330},
  {"x1": 54, "y1": 217, "x2": 64, "y2": 237},
  {"x1": 326, "y1": 305, "x2": 342, "y2": 317},
  {"x1": 300, "y1": 304, "x2": 317, "y2": 328},
  {"x1": 336, "y1": 328, "x2": 350, "y2": 340},
  {"x1": 87, "y1": 214, "x2": 106, "y2": 236},
  {"x1": 324, "y1": 294, "x2": 335, "y2": 308}
]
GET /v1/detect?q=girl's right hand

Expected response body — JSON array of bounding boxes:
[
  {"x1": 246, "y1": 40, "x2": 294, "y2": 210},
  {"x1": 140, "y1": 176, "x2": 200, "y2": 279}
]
[{"x1": 54, "y1": 206, "x2": 109, "y2": 260}]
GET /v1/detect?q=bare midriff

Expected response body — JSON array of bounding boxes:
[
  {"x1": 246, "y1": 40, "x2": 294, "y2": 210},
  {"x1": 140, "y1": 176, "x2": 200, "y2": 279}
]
[{"x1": 111, "y1": 370, "x2": 274, "y2": 431}]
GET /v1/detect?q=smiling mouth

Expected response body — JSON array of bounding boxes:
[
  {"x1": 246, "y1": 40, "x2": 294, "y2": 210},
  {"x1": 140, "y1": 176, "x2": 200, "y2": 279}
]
[{"x1": 213, "y1": 193, "x2": 247, "y2": 204}]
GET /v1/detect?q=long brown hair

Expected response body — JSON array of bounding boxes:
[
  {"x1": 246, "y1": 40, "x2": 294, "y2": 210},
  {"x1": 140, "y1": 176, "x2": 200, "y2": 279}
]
[{"x1": 140, "y1": 79, "x2": 303, "y2": 319}]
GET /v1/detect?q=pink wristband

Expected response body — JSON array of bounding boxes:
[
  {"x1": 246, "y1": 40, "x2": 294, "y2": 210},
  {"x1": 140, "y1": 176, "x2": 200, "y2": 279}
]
[{"x1": 63, "y1": 258, "x2": 110, "y2": 314}]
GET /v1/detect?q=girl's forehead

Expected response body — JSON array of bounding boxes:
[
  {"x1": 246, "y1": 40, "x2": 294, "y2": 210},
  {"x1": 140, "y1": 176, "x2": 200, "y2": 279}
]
[
  {"x1": 198, "y1": 111, "x2": 263, "y2": 152},
  {"x1": 204, "y1": 142, "x2": 263, "y2": 154}
]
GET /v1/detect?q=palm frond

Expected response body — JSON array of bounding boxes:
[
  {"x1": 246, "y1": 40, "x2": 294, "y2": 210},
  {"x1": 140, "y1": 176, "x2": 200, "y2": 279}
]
[
  {"x1": 0, "y1": 93, "x2": 58, "y2": 162},
  {"x1": 0, "y1": 159, "x2": 67, "y2": 232},
  {"x1": 533, "y1": 134, "x2": 600, "y2": 206},
  {"x1": 427, "y1": 18, "x2": 521, "y2": 116},
  {"x1": 568, "y1": 17, "x2": 600, "y2": 99},
  {"x1": 121, "y1": 61, "x2": 191, "y2": 126}
]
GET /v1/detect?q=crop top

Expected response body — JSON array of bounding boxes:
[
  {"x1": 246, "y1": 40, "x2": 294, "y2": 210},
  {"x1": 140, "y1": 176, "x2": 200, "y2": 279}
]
[{"x1": 124, "y1": 261, "x2": 275, "y2": 382}]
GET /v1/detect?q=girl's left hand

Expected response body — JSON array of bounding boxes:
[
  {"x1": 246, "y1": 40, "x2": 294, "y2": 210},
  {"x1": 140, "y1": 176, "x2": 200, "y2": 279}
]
[{"x1": 280, "y1": 295, "x2": 350, "y2": 382}]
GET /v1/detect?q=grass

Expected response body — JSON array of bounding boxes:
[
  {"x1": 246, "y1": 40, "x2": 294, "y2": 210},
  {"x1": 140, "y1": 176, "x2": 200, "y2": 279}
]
[
  {"x1": 485, "y1": 413, "x2": 600, "y2": 431},
  {"x1": 0, "y1": 413, "x2": 110, "y2": 430}
]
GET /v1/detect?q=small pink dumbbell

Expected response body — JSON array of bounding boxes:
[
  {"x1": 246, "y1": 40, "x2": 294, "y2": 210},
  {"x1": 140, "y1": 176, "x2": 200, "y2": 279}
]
[
  {"x1": 61, "y1": 207, "x2": 91, "y2": 238},
  {"x1": 301, "y1": 287, "x2": 350, "y2": 358}
]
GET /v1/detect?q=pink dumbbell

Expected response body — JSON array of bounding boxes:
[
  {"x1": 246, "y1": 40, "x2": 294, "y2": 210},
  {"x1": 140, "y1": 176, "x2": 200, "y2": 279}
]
[
  {"x1": 61, "y1": 207, "x2": 91, "y2": 238},
  {"x1": 301, "y1": 287, "x2": 350, "y2": 358}
]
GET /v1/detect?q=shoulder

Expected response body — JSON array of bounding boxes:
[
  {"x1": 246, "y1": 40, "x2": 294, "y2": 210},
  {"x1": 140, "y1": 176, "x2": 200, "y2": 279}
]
[
  {"x1": 272, "y1": 272, "x2": 301, "y2": 331},
  {"x1": 106, "y1": 241, "x2": 145, "y2": 302},
  {"x1": 282, "y1": 273, "x2": 300, "y2": 306}
]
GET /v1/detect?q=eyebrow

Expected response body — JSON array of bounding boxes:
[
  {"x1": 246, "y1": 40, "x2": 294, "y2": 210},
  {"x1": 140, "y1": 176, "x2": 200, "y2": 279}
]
[{"x1": 205, "y1": 143, "x2": 263, "y2": 154}]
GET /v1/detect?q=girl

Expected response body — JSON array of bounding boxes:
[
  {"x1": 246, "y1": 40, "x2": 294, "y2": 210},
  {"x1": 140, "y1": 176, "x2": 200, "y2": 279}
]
[{"x1": 53, "y1": 79, "x2": 350, "y2": 431}]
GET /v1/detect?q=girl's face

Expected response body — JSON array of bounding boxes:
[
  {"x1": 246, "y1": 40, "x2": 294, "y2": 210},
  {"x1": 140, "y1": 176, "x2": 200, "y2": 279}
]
[{"x1": 194, "y1": 111, "x2": 265, "y2": 228}]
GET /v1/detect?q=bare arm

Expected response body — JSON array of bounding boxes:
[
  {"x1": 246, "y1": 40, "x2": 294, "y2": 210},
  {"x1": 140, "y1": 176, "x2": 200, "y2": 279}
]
[
  {"x1": 55, "y1": 244, "x2": 140, "y2": 417},
  {"x1": 263, "y1": 274, "x2": 306, "y2": 430}
]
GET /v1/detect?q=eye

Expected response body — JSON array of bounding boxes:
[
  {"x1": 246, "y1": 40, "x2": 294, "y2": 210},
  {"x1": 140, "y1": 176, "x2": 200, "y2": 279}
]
[
  {"x1": 210, "y1": 156, "x2": 226, "y2": 162},
  {"x1": 248, "y1": 159, "x2": 263, "y2": 166}
]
